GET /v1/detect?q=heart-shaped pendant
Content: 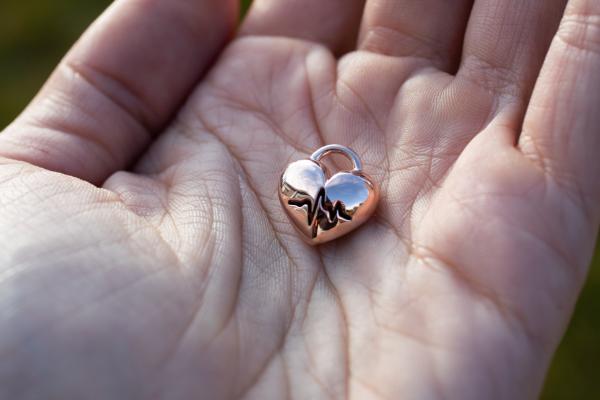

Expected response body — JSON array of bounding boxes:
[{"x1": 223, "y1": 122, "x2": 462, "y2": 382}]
[{"x1": 279, "y1": 145, "x2": 379, "y2": 245}]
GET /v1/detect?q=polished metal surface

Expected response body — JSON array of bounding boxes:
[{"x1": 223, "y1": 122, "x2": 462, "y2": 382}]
[
  {"x1": 310, "y1": 144, "x2": 363, "y2": 172},
  {"x1": 279, "y1": 145, "x2": 379, "y2": 245}
]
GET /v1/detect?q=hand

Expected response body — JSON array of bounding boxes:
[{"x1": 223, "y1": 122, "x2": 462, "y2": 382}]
[{"x1": 1, "y1": 0, "x2": 598, "y2": 398}]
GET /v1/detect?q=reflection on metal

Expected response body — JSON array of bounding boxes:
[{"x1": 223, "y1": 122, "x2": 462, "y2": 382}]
[{"x1": 279, "y1": 145, "x2": 379, "y2": 245}]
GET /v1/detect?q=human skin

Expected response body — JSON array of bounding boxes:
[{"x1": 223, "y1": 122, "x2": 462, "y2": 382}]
[{"x1": 0, "y1": 0, "x2": 599, "y2": 398}]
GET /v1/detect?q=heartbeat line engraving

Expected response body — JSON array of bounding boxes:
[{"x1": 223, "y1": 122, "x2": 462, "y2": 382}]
[{"x1": 287, "y1": 188, "x2": 353, "y2": 239}]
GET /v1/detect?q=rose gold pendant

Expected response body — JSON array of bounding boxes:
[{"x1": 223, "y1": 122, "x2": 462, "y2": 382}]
[{"x1": 279, "y1": 144, "x2": 379, "y2": 245}]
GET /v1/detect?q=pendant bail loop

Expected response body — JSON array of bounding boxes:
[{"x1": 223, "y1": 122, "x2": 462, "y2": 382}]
[{"x1": 309, "y1": 144, "x2": 363, "y2": 172}]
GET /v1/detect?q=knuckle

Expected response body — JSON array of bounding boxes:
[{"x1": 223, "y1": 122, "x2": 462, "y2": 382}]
[{"x1": 557, "y1": 11, "x2": 600, "y2": 55}]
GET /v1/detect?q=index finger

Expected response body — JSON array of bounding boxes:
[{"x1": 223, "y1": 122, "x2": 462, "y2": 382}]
[{"x1": 0, "y1": 0, "x2": 238, "y2": 184}]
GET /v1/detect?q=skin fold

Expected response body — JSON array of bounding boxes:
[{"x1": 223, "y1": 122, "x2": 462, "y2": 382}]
[{"x1": 0, "y1": 0, "x2": 599, "y2": 398}]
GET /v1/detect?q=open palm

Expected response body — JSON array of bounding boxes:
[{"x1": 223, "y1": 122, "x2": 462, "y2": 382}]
[{"x1": 1, "y1": 0, "x2": 599, "y2": 399}]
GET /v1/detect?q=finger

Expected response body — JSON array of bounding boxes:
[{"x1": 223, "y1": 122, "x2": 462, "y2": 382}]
[
  {"x1": 240, "y1": 0, "x2": 365, "y2": 55},
  {"x1": 519, "y1": 0, "x2": 600, "y2": 220},
  {"x1": 0, "y1": 0, "x2": 238, "y2": 184},
  {"x1": 458, "y1": 0, "x2": 566, "y2": 106},
  {"x1": 358, "y1": 0, "x2": 474, "y2": 71}
]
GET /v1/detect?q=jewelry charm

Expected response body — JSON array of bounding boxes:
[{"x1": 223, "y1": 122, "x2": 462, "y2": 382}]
[{"x1": 279, "y1": 144, "x2": 379, "y2": 245}]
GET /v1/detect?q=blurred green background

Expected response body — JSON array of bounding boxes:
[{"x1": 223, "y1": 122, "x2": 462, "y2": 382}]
[{"x1": 0, "y1": 0, "x2": 598, "y2": 398}]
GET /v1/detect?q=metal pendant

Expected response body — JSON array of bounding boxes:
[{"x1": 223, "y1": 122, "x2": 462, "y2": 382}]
[{"x1": 279, "y1": 144, "x2": 379, "y2": 245}]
